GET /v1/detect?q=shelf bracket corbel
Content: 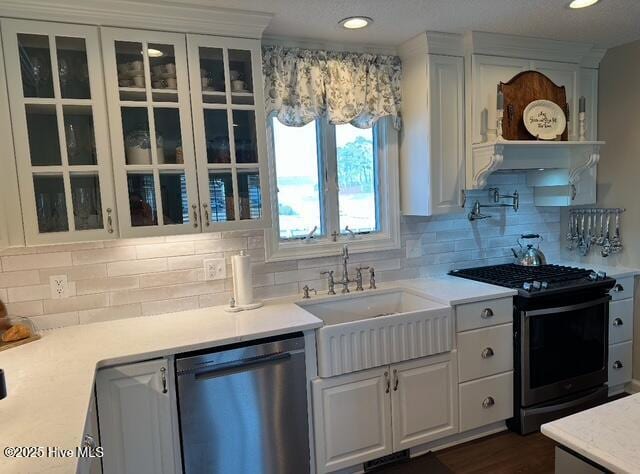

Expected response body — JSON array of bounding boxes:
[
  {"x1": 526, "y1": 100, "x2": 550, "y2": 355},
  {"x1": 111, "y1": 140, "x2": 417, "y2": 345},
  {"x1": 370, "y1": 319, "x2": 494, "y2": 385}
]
[
  {"x1": 472, "y1": 143, "x2": 505, "y2": 189},
  {"x1": 568, "y1": 144, "x2": 601, "y2": 185}
]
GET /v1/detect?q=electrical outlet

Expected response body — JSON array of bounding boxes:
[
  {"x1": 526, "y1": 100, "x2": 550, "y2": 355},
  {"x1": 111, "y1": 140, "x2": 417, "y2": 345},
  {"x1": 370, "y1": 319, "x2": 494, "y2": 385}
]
[
  {"x1": 203, "y1": 258, "x2": 226, "y2": 281},
  {"x1": 49, "y1": 274, "x2": 68, "y2": 299}
]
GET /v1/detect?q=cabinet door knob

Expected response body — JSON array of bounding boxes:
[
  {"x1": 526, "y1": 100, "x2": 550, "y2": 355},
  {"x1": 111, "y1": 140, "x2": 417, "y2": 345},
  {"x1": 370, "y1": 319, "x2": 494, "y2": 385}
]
[
  {"x1": 384, "y1": 371, "x2": 390, "y2": 393},
  {"x1": 613, "y1": 318, "x2": 624, "y2": 327},
  {"x1": 481, "y1": 347, "x2": 495, "y2": 359},
  {"x1": 481, "y1": 308, "x2": 494, "y2": 319},
  {"x1": 613, "y1": 360, "x2": 623, "y2": 370},
  {"x1": 482, "y1": 396, "x2": 495, "y2": 409},
  {"x1": 106, "y1": 208, "x2": 114, "y2": 234},
  {"x1": 160, "y1": 366, "x2": 168, "y2": 393},
  {"x1": 613, "y1": 284, "x2": 624, "y2": 293},
  {"x1": 393, "y1": 369, "x2": 399, "y2": 391}
]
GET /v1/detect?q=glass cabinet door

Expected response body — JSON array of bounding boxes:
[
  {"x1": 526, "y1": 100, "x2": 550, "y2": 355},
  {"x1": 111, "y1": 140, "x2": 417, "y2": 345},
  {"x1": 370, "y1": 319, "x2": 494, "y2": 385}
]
[
  {"x1": 187, "y1": 35, "x2": 270, "y2": 231},
  {"x1": 1, "y1": 19, "x2": 117, "y2": 244},
  {"x1": 101, "y1": 28, "x2": 200, "y2": 237}
]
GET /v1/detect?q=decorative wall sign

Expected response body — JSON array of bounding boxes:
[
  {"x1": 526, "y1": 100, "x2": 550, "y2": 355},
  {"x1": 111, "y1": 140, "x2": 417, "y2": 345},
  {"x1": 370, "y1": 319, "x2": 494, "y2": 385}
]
[{"x1": 523, "y1": 100, "x2": 567, "y2": 140}]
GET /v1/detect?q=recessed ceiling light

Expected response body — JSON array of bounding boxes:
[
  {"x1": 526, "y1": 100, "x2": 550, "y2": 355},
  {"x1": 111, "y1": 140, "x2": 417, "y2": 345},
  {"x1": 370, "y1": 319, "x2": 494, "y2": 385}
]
[
  {"x1": 339, "y1": 16, "x2": 373, "y2": 30},
  {"x1": 569, "y1": 0, "x2": 600, "y2": 9},
  {"x1": 147, "y1": 48, "x2": 164, "y2": 58}
]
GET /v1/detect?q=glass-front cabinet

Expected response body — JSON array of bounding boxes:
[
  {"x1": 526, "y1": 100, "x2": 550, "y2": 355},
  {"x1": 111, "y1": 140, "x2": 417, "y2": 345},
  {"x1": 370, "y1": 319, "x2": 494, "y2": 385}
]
[
  {"x1": 101, "y1": 28, "x2": 200, "y2": 237},
  {"x1": 187, "y1": 35, "x2": 270, "y2": 231},
  {"x1": 1, "y1": 19, "x2": 117, "y2": 244}
]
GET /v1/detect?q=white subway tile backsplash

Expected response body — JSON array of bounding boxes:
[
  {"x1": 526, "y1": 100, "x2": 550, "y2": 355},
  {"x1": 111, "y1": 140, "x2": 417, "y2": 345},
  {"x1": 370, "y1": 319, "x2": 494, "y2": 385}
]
[
  {"x1": 107, "y1": 258, "x2": 167, "y2": 277},
  {"x1": 2, "y1": 252, "x2": 72, "y2": 271},
  {"x1": 142, "y1": 296, "x2": 200, "y2": 316},
  {"x1": 0, "y1": 172, "x2": 561, "y2": 330},
  {"x1": 72, "y1": 247, "x2": 136, "y2": 265}
]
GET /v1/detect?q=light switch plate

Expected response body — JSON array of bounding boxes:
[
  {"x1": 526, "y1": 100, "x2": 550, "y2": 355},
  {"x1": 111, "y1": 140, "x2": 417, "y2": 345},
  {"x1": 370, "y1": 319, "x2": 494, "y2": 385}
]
[
  {"x1": 203, "y1": 258, "x2": 226, "y2": 281},
  {"x1": 49, "y1": 274, "x2": 68, "y2": 299}
]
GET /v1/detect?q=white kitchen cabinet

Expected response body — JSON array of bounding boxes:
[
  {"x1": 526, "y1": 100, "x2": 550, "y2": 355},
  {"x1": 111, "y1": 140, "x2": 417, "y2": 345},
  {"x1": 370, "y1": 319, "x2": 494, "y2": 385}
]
[
  {"x1": 312, "y1": 366, "x2": 392, "y2": 473},
  {"x1": 471, "y1": 55, "x2": 530, "y2": 144},
  {"x1": 96, "y1": 358, "x2": 177, "y2": 474},
  {"x1": 1, "y1": 19, "x2": 118, "y2": 245},
  {"x1": 607, "y1": 277, "x2": 635, "y2": 394},
  {"x1": 186, "y1": 34, "x2": 270, "y2": 230},
  {"x1": 459, "y1": 371, "x2": 514, "y2": 432},
  {"x1": 101, "y1": 28, "x2": 200, "y2": 238},
  {"x1": 312, "y1": 352, "x2": 458, "y2": 472},
  {"x1": 78, "y1": 390, "x2": 102, "y2": 474},
  {"x1": 399, "y1": 34, "x2": 465, "y2": 216},
  {"x1": 391, "y1": 352, "x2": 458, "y2": 451}
]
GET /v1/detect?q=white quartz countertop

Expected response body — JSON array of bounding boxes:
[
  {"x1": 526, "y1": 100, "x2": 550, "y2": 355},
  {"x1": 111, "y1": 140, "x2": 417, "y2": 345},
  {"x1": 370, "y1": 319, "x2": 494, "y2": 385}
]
[
  {"x1": 396, "y1": 275, "x2": 517, "y2": 305},
  {"x1": 0, "y1": 300, "x2": 323, "y2": 473},
  {"x1": 542, "y1": 393, "x2": 640, "y2": 474}
]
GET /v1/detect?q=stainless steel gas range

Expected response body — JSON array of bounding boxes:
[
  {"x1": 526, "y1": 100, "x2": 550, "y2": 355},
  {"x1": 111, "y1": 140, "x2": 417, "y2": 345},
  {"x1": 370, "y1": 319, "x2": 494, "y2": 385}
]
[{"x1": 450, "y1": 263, "x2": 616, "y2": 434}]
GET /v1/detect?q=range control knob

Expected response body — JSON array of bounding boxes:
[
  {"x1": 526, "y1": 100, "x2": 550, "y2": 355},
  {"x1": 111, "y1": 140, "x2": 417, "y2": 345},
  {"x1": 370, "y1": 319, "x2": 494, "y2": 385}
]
[
  {"x1": 541, "y1": 281, "x2": 549, "y2": 289},
  {"x1": 597, "y1": 271, "x2": 607, "y2": 280},
  {"x1": 588, "y1": 271, "x2": 599, "y2": 281},
  {"x1": 522, "y1": 282, "x2": 533, "y2": 292},
  {"x1": 532, "y1": 281, "x2": 542, "y2": 290}
]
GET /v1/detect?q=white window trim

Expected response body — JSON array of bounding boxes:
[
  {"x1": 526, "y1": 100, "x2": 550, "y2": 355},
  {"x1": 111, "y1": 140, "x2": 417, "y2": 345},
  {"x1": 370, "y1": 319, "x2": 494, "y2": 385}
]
[{"x1": 264, "y1": 116, "x2": 401, "y2": 262}]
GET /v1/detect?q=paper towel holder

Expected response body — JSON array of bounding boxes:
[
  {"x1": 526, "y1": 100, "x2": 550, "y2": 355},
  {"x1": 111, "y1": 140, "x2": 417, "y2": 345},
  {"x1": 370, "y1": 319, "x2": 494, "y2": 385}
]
[{"x1": 224, "y1": 251, "x2": 264, "y2": 313}]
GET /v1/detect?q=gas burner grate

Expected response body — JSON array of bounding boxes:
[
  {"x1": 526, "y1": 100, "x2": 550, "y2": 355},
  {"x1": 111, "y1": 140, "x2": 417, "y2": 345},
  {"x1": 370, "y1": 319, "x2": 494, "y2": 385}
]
[{"x1": 449, "y1": 264, "x2": 591, "y2": 289}]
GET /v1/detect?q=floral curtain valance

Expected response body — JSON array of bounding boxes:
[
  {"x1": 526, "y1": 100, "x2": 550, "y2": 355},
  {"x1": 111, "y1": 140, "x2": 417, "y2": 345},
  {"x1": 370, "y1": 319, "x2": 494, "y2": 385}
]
[{"x1": 262, "y1": 46, "x2": 402, "y2": 129}]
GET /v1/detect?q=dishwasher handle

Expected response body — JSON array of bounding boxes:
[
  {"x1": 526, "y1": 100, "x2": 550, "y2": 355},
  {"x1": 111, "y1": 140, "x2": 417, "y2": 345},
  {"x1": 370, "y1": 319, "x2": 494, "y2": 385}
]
[{"x1": 192, "y1": 352, "x2": 292, "y2": 381}]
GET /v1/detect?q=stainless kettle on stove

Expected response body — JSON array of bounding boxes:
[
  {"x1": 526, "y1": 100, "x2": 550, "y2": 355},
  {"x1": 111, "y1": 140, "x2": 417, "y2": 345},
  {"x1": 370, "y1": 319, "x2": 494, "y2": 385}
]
[{"x1": 511, "y1": 234, "x2": 547, "y2": 266}]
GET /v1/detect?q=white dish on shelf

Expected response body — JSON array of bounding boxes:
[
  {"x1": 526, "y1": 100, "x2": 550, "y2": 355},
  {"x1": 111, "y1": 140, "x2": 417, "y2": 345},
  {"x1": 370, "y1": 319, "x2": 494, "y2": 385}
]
[{"x1": 523, "y1": 99, "x2": 567, "y2": 140}]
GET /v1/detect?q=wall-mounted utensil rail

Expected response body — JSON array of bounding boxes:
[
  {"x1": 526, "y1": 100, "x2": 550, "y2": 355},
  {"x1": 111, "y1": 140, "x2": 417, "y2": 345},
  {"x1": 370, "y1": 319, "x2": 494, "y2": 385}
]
[{"x1": 567, "y1": 208, "x2": 625, "y2": 257}]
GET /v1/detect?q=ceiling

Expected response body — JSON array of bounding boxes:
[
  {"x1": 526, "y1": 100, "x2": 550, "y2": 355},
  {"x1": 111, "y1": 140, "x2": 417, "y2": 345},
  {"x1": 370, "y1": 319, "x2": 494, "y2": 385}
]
[{"x1": 162, "y1": 0, "x2": 640, "y2": 50}]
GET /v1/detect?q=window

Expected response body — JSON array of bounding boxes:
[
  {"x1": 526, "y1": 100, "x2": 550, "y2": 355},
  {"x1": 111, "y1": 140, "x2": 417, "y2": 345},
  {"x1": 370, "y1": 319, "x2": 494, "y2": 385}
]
[{"x1": 266, "y1": 116, "x2": 400, "y2": 261}]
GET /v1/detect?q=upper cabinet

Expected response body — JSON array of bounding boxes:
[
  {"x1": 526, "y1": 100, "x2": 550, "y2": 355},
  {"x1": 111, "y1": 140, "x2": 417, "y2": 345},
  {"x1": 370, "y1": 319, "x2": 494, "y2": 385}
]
[
  {"x1": 101, "y1": 29, "x2": 270, "y2": 238},
  {"x1": 101, "y1": 28, "x2": 200, "y2": 238},
  {"x1": 399, "y1": 33, "x2": 466, "y2": 216},
  {"x1": 187, "y1": 35, "x2": 270, "y2": 230},
  {"x1": 2, "y1": 19, "x2": 117, "y2": 245}
]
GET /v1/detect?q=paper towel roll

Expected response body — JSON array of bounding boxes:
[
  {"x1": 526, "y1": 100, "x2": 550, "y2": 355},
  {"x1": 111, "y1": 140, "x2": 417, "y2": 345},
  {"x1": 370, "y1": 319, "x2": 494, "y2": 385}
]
[{"x1": 231, "y1": 252, "x2": 254, "y2": 306}]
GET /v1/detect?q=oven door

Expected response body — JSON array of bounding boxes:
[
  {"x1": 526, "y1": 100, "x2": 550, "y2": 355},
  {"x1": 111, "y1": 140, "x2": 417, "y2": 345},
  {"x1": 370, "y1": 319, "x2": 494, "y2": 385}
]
[{"x1": 521, "y1": 296, "x2": 609, "y2": 407}]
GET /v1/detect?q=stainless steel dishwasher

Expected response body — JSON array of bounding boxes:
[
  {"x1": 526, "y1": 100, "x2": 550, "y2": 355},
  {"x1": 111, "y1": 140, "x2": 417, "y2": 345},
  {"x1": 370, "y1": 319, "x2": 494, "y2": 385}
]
[{"x1": 176, "y1": 333, "x2": 310, "y2": 474}]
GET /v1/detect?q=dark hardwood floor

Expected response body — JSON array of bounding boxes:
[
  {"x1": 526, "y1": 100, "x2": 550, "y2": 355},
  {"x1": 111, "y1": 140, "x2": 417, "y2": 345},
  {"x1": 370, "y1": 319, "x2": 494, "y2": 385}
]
[{"x1": 377, "y1": 431, "x2": 555, "y2": 474}]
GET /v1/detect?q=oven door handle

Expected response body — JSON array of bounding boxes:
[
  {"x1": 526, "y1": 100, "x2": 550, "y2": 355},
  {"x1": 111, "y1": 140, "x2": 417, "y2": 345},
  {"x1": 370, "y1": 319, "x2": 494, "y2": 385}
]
[{"x1": 523, "y1": 296, "x2": 611, "y2": 318}]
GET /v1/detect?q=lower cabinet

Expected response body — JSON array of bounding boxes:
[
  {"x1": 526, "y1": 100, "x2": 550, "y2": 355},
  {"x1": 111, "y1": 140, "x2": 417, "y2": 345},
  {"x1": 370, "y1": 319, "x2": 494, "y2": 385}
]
[
  {"x1": 312, "y1": 352, "x2": 458, "y2": 473},
  {"x1": 96, "y1": 358, "x2": 177, "y2": 474}
]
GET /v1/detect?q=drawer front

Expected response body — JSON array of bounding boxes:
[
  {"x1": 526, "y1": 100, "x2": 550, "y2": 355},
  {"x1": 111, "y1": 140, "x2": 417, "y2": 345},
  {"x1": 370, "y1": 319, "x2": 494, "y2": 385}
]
[
  {"x1": 458, "y1": 323, "x2": 513, "y2": 382},
  {"x1": 610, "y1": 276, "x2": 634, "y2": 301},
  {"x1": 456, "y1": 297, "x2": 513, "y2": 332},
  {"x1": 609, "y1": 299, "x2": 634, "y2": 344},
  {"x1": 608, "y1": 341, "x2": 632, "y2": 388},
  {"x1": 459, "y1": 371, "x2": 513, "y2": 432}
]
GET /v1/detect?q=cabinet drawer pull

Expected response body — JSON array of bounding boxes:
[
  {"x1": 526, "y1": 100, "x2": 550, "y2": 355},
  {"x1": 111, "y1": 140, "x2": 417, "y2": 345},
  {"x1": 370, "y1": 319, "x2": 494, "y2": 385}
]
[
  {"x1": 613, "y1": 318, "x2": 624, "y2": 327},
  {"x1": 481, "y1": 347, "x2": 495, "y2": 359},
  {"x1": 192, "y1": 204, "x2": 199, "y2": 228},
  {"x1": 393, "y1": 369, "x2": 399, "y2": 391},
  {"x1": 384, "y1": 371, "x2": 390, "y2": 393},
  {"x1": 481, "y1": 308, "x2": 494, "y2": 319},
  {"x1": 202, "y1": 203, "x2": 210, "y2": 227},
  {"x1": 482, "y1": 396, "x2": 495, "y2": 409},
  {"x1": 160, "y1": 366, "x2": 168, "y2": 393},
  {"x1": 613, "y1": 284, "x2": 624, "y2": 293},
  {"x1": 106, "y1": 208, "x2": 114, "y2": 234},
  {"x1": 613, "y1": 360, "x2": 624, "y2": 370}
]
